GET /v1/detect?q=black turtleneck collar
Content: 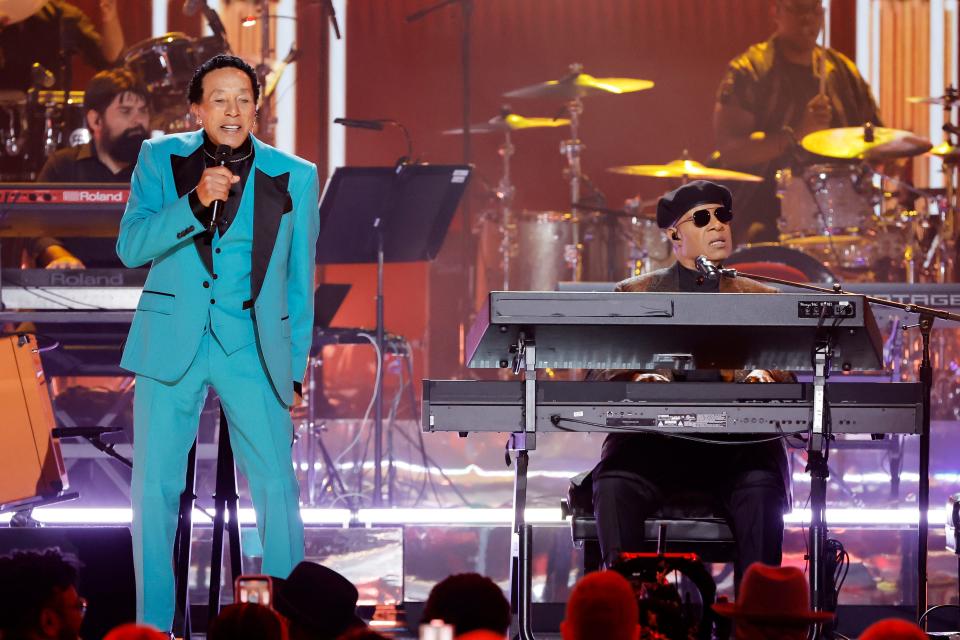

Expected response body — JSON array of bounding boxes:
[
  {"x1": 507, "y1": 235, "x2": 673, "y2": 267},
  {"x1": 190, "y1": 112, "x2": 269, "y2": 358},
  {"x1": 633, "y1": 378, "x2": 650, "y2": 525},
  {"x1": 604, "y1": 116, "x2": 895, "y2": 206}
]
[{"x1": 677, "y1": 261, "x2": 719, "y2": 292}]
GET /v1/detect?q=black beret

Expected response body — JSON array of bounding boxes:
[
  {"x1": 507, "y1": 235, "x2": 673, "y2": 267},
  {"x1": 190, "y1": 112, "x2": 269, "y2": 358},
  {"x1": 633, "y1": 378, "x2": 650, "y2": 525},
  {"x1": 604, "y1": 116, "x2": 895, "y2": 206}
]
[{"x1": 656, "y1": 180, "x2": 733, "y2": 229}]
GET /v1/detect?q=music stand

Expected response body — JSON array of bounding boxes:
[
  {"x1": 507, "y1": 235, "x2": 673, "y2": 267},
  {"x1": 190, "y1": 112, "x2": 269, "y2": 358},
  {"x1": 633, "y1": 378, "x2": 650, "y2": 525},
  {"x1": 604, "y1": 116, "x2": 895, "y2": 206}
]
[{"x1": 317, "y1": 164, "x2": 471, "y2": 506}]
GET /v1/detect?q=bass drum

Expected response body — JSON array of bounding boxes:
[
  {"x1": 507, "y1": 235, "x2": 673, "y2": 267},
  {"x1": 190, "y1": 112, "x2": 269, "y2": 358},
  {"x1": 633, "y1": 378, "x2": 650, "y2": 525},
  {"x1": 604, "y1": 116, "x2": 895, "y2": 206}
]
[
  {"x1": 725, "y1": 243, "x2": 837, "y2": 284},
  {"x1": 777, "y1": 161, "x2": 879, "y2": 245}
]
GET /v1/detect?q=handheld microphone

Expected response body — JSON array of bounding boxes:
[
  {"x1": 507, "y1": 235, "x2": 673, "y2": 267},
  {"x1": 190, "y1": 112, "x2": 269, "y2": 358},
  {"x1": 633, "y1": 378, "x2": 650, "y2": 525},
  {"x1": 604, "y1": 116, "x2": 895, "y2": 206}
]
[
  {"x1": 334, "y1": 117, "x2": 385, "y2": 131},
  {"x1": 695, "y1": 255, "x2": 720, "y2": 281},
  {"x1": 209, "y1": 144, "x2": 232, "y2": 230}
]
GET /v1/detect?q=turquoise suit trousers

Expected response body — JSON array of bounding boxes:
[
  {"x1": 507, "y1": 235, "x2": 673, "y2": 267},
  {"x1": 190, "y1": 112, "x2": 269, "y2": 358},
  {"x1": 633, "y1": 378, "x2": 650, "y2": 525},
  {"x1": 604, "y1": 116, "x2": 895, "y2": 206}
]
[{"x1": 130, "y1": 329, "x2": 304, "y2": 630}]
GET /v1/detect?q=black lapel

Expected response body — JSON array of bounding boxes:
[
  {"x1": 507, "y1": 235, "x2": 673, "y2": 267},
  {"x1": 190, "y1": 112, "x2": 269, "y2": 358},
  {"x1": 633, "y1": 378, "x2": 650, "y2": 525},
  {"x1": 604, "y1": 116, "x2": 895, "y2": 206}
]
[
  {"x1": 249, "y1": 168, "x2": 291, "y2": 306},
  {"x1": 170, "y1": 145, "x2": 215, "y2": 274},
  {"x1": 170, "y1": 146, "x2": 205, "y2": 198}
]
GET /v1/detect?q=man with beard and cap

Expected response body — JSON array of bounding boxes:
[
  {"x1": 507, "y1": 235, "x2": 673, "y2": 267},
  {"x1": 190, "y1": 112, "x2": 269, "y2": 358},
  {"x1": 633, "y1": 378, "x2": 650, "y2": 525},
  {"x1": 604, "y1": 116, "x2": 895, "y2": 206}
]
[
  {"x1": 118, "y1": 54, "x2": 319, "y2": 632},
  {"x1": 587, "y1": 180, "x2": 791, "y2": 592},
  {"x1": 713, "y1": 0, "x2": 880, "y2": 244}
]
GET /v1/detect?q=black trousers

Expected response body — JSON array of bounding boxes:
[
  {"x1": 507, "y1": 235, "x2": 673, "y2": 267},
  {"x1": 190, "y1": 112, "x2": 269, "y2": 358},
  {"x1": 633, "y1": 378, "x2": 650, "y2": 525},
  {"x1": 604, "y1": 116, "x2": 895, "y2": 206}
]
[{"x1": 592, "y1": 434, "x2": 787, "y2": 591}]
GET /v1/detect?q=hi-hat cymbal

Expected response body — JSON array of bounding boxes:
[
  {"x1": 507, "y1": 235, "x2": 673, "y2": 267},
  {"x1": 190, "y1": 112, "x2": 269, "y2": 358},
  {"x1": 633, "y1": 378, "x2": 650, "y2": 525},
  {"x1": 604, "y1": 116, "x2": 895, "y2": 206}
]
[
  {"x1": 443, "y1": 113, "x2": 571, "y2": 135},
  {"x1": 607, "y1": 159, "x2": 763, "y2": 182},
  {"x1": 930, "y1": 141, "x2": 960, "y2": 161},
  {"x1": 801, "y1": 125, "x2": 932, "y2": 160},
  {"x1": 504, "y1": 72, "x2": 654, "y2": 101}
]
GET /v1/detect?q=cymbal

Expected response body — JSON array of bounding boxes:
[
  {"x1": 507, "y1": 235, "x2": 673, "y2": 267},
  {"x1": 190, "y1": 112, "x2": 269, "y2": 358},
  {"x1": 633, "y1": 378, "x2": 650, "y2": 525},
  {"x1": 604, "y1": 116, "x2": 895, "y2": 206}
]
[
  {"x1": 504, "y1": 72, "x2": 654, "y2": 101},
  {"x1": 929, "y1": 141, "x2": 960, "y2": 161},
  {"x1": 0, "y1": 0, "x2": 44, "y2": 26},
  {"x1": 443, "y1": 113, "x2": 571, "y2": 135},
  {"x1": 801, "y1": 125, "x2": 933, "y2": 160},
  {"x1": 607, "y1": 159, "x2": 763, "y2": 182}
]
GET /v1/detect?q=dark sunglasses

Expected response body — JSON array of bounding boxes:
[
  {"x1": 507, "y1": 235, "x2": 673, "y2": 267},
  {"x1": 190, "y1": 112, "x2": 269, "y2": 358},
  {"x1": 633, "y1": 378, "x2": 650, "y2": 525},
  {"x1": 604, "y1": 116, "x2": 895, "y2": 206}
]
[{"x1": 678, "y1": 207, "x2": 733, "y2": 228}]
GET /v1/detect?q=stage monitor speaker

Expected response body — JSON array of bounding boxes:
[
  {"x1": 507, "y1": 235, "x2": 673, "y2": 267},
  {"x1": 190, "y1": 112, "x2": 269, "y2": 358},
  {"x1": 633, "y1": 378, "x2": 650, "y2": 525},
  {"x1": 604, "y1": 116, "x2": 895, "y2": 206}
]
[
  {"x1": 0, "y1": 334, "x2": 68, "y2": 509},
  {"x1": 0, "y1": 526, "x2": 136, "y2": 639}
]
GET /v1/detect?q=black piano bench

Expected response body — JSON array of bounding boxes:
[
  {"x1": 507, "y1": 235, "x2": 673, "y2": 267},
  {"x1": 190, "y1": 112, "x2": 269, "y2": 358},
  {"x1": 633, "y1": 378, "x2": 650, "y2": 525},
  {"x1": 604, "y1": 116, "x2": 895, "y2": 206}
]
[{"x1": 560, "y1": 471, "x2": 737, "y2": 573}]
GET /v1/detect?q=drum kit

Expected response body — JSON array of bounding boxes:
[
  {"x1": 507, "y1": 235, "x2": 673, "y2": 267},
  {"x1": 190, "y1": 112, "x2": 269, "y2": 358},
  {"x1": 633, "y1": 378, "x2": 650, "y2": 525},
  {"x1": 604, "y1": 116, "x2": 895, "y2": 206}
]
[
  {"x1": 0, "y1": 20, "x2": 226, "y2": 180},
  {"x1": 460, "y1": 64, "x2": 960, "y2": 289}
]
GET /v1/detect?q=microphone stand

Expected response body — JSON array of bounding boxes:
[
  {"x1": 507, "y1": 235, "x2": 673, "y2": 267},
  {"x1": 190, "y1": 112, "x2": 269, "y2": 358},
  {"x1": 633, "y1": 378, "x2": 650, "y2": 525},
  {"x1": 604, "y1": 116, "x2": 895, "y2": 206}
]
[
  {"x1": 710, "y1": 264, "x2": 960, "y2": 632},
  {"x1": 406, "y1": 0, "x2": 475, "y2": 366}
]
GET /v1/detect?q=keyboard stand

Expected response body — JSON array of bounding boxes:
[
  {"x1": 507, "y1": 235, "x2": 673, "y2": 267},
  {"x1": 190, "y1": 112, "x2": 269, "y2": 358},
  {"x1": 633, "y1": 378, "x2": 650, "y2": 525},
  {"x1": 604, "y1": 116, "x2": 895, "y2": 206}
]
[
  {"x1": 807, "y1": 335, "x2": 835, "y2": 637},
  {"x1": 508, "y1": 333, "x2": 536, "y2": 640}
]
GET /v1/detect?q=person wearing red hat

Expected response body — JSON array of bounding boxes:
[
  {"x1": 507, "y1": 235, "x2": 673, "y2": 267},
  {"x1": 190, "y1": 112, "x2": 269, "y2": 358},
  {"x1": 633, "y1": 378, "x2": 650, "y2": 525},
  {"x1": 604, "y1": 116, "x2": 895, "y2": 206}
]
[
  {"x1": 859, "y1": 617, "x2": 928, "y2": 640},
  {"x1": 561, "y1": 571, "x2": 640, "y2": 640},
  {"x1": 712, "y1": 563, "x2": 833, "y2": 639},
  {"x1": 103, "y1": 624, "x2": 170, "y2": 640}
]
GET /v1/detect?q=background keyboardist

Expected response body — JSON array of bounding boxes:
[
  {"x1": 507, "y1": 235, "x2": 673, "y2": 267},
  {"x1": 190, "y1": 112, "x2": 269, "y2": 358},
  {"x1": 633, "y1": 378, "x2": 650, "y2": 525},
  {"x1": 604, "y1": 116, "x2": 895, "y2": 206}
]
[
  {"x1": 587, "y1": 180, "x2": 792, "y2": 591},
  {"x1": 3, "y1": 68, "x2": 150, "y2": 271}
]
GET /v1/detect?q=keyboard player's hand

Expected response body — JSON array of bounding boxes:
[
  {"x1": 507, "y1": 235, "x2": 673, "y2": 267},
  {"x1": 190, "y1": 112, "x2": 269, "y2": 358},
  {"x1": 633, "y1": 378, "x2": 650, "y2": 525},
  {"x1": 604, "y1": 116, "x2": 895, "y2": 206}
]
[
  {"x1": 631, "y1": 372, "x2": 670, "y2": 383},
  {"x1": 742, "y1": 369, "x2": 776, "y2": 383},
  {"x1": 42, "y1": 246, "x2": 85, "y2": 270}
]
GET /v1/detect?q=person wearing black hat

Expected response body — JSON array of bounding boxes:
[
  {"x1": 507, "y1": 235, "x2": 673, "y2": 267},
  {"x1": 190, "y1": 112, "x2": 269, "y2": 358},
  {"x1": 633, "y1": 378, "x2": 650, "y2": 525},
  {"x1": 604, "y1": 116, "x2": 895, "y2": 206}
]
[
  {"x1": 588, "y1": 179, "x2": 791, "y2": 591},
  {"x1": 273, "y1": 561, "x2": 365, "y2": 640}
]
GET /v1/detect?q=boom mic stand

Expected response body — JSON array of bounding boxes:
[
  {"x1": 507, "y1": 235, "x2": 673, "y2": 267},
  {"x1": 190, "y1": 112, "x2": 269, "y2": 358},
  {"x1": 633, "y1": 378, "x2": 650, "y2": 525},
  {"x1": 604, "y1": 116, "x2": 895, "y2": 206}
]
[{"x1": 703, "y1": 261, "x2": 960, "y2": 634}]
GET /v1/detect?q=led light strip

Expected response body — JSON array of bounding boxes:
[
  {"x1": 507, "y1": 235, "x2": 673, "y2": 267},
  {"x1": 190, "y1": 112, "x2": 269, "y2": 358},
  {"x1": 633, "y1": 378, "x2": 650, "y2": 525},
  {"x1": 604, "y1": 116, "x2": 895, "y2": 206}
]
[{"x1": 0, "y1": 507, "x2": 947, "y2": 527}]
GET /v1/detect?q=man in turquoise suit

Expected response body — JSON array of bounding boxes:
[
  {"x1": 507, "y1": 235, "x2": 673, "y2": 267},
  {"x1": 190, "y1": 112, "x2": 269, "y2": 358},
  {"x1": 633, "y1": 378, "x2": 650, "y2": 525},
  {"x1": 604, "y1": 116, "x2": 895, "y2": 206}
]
[{"x1": 116, "y1": 54, "x2": 319, "y2": 631}]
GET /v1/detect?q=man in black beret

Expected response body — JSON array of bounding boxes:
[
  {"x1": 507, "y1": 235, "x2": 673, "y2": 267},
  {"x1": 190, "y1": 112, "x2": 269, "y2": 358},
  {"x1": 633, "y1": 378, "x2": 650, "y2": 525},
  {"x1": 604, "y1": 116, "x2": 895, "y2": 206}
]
[{"x1": 588, "y1": 179, "x2": 790, "y2": 592}]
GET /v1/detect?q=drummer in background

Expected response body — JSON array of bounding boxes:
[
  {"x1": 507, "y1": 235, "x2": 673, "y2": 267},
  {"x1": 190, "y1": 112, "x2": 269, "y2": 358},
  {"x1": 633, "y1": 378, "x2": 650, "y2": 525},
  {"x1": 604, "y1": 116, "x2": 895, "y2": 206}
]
[
  {"x1": 713, "y1": 0, "x2": 880, "y2": 244},
  {"x1": 11, "y1": 69, "x2": 149, "y2": 270},
  {"x1": 0, "y1": 0, "x2": 124, "y2": 91}
]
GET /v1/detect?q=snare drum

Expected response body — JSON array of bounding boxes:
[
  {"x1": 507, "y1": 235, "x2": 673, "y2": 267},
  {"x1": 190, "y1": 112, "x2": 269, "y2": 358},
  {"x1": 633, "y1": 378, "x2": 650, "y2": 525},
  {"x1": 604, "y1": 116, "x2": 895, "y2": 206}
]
[{"x1": 777, "y1": 162, "x2": 878, "y2": 244}]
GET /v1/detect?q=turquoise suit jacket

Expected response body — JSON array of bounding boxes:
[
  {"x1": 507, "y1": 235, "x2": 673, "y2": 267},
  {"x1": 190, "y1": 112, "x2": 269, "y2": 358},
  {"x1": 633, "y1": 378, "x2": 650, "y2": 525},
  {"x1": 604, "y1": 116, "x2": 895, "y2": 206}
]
[{"x1": 116, "y1": 130, "x2": 320, "y2": 406}]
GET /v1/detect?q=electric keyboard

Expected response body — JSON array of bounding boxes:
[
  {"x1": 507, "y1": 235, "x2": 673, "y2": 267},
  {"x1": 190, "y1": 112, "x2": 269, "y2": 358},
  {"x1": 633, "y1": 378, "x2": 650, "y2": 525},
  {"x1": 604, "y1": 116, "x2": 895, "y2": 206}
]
[
  {"x1": 0, "y1": 183, "x2": 129, "y2": 237},
  {"x1": 422, "y1": 380, "x2": 923, "y2": 435},
  {"x1": 0, "y1": 269, "x2": 145, "y2": 310},
  {"x1": 468, "y1": 291, "x2": 884, "y2": 371}
]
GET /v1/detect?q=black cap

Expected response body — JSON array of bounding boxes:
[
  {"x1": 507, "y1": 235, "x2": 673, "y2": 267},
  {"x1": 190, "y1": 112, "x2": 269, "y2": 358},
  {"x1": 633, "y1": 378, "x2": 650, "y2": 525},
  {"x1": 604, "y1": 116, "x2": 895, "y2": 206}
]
[{"x1": 656, "y1": 180, "x2": 732, "y2": 229}]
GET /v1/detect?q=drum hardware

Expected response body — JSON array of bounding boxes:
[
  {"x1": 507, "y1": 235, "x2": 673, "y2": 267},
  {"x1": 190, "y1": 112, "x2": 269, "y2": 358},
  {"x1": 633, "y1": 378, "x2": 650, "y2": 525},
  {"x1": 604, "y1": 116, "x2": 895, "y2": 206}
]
[
  {"x1": 910, "y1": 87, "x2": 960, "y2": 280},
  {"x1": 504, "y1": 64, "x2": 655, "y2": 281},
  {"x1": 444, "y1": 107, "x2": 572, "y2": 290}
]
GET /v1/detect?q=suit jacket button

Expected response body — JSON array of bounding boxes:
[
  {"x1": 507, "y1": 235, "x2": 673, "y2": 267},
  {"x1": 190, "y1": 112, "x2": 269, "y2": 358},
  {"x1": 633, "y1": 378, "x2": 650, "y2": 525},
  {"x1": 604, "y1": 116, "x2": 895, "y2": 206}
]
[
  {"x1": 215, "y1": 248, "x2": 221, "y2": 254},
  {"x1": 203, "y1": 281, "x2": 210, "y2": 288},
  {"x1": 212, "y1": 274, "x2": 219, "y2": 280},
  {"x1": 210, "y1": 299, "x2": 216, "y2": 304}
]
